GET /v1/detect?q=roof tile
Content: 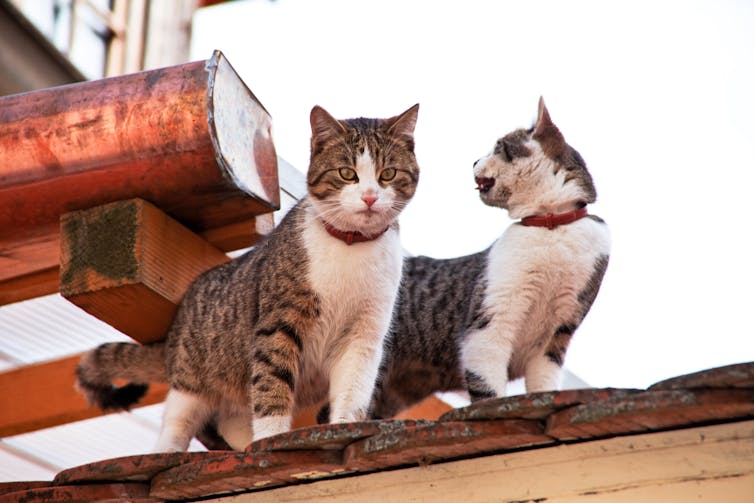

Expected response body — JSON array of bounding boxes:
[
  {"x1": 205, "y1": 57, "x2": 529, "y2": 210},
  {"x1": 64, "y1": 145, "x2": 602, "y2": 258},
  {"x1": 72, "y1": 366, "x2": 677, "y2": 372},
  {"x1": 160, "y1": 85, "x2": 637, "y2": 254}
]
[
  {"x1": 249, "y1": 420, "x2": 423, "y2": 452},
  {"x1": 0, "y1": 481, "x2": 51, "y2": 497},
  {"x1": 0, "y1": 482, "x2": 154, "y2": 503},
  {"x1": 53, "y1": 451, "x2": 231, "y2": 485},
  {"x1": 8, "y1": 361, "x2": 754, "y2": 501},
  {"x1": 150, "y1": 448, "x2": 345, "y2": 500},
  {"x1": 649, "y1": 361, "x2": 754, "y2": 391},
  {"x1": 440, "y1": 388, "x2": 641, "y2": 422},
  {"x1": 343, "y1": 419, "x2": 551, "y2": 471},
  {"x1": 546, "y1": 388, "x2": 754, "y2": 440}
]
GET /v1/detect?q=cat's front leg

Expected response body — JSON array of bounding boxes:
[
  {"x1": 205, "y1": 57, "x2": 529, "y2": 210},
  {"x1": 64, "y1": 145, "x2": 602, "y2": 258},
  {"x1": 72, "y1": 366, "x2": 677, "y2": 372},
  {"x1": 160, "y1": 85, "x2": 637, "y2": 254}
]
[
  {"x1": 524, "y1": 323, "x2": 574, "y2": 392},
  {"x1": 328, "y1": 318, "x2": 387, "y2": 423},
  {"x1": 249, "y1": 322, "x2": 303, "y2": 441},
  {"x1": 461, "y1": 327, "x2": 514, "y2": 400}
]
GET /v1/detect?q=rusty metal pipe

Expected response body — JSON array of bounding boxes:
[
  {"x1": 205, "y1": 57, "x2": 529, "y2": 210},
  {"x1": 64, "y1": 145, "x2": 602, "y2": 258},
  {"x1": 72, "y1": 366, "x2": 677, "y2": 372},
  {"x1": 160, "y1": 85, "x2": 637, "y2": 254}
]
[{"x1": 0, "y1": 50, "x2": 279, "y2": 299}]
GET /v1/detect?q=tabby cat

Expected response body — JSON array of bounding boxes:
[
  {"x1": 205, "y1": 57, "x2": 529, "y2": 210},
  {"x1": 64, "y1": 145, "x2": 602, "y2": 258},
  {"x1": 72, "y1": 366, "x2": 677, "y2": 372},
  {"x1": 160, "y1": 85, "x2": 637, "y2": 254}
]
[
  {"x1": 367, "y1": 97, "x2": 610, "y2": 419},
  {"x1": 76, "y1": 104, "x2": 420, "y2": 451}
]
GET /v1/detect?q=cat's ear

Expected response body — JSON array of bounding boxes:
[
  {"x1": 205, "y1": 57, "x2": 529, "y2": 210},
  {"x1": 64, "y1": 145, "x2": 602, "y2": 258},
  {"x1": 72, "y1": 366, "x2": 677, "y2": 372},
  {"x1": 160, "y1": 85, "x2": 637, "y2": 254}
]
[
  {"x1": 386, "y1": 104, "x2": 420, "y2": 143},
  {"x1": 310, "y1": 105, "x2": 346, "y2": 153},
  {"x1": 532, "y1": 97, "x2": 566, "y2": 157}
]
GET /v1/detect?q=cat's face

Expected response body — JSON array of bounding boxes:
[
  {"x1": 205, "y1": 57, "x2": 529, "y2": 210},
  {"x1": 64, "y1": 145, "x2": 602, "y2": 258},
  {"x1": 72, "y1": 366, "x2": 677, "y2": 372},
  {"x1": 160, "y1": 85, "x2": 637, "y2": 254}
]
[
  {"x1": 473, "y1": 98, "x2": 596, "y2": 218},
  {"x1": 307, "y1": 105, "x2": 420, "y2": 236}
]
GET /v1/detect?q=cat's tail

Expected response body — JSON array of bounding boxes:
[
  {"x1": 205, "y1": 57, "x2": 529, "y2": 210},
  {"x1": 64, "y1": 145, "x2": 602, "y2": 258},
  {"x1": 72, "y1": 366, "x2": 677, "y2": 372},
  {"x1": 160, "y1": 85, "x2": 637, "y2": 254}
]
[{"x1": 76, "y1": 342, "x2": 167, "y2": 411}]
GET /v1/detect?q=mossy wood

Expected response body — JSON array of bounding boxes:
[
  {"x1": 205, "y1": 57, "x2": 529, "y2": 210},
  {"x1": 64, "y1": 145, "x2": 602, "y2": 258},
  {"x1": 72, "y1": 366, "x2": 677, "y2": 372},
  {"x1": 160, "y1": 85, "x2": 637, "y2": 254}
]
[
  {"x1": 60, "y1": 198, "x2": 231, "y2": 343},
  {"x1": 0, "y1": 50, "x2": 279, "y2": 305}
]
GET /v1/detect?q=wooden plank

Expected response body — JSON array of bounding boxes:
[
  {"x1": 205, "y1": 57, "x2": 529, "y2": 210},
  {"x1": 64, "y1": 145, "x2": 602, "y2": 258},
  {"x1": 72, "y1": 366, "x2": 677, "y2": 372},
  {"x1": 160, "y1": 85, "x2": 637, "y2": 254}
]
[
  {"x1": 0, "y1": 50, "x2": 279, "y2": 304},
  {"x1": 200, "y1": 214, "x2": 275, "y2": 254},
  {"x1": 0, "y1": 214, "x2": 272, "y2": 307},
  {"x1": 215, "y1": 420, "x2": 754, "y2": 503},
  {"x1": 0, "y1": 266, "x2": 58, "y2": 306},
  {"x1": 0, "y1": 355, "x2": 168, "y2": 437},
  {"x1": 60, "y1": 198, "x2": 231, "y2": 343},
  {"x1": 0, "y1": 223, "x2": 59, "y2": 285},
  {"x1": 0, "y1": 352, "x2": 321, "y2": 438}
]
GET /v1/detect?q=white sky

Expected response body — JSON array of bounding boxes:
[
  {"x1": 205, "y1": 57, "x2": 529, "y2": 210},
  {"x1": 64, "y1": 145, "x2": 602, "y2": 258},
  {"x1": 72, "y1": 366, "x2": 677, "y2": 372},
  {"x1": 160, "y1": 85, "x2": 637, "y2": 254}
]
[{"x1": 191, "y1": 0, "x2": 754, "y2": 390}]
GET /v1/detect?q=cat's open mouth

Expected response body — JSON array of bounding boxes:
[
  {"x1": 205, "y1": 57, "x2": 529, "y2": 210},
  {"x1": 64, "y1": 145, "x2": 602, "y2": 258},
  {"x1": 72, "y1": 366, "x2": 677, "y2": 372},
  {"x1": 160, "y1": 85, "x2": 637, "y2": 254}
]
[{"x1": 475, "y1": 177, "x2": 495, "y2": 193}]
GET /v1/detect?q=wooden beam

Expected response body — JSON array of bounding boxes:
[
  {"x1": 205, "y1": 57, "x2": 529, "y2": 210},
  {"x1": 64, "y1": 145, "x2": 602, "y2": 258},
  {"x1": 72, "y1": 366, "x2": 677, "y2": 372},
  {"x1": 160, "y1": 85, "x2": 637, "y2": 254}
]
[
  {"x1": 0, "y1": 355, "x2": 168, "y2": 438},
  {"x1": 199, "y1": 214, "x2": 274, "y2": 254},
  {"x1": 0, "y1": 213, "x2": 272, "y2": 308},
  {"x1": 59, "y1": 198, "x2": 231, "y2": 342},
  {"x1": 0, "y1": 50, "x2": 279, "y2": 304},
  {"x1": 60, "y1": 198, "x2": 231, "y2": 343},
  {"x1": 0, "y1": 268, "x2": 59, "y2": 306}
]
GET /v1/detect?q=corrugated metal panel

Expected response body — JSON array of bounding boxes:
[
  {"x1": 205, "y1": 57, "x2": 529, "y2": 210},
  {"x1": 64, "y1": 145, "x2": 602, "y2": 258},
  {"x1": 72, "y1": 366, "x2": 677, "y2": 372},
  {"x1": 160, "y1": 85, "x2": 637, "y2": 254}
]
[
  {"x1": 0, "y1": 443, "x2": 57, "y2": 481},
  {"x1": 0, "y1": 294, "x2": 130, "y2": 363},
  {"x1": 2, "y1": 404, "x2": 205, "y2": 477}
]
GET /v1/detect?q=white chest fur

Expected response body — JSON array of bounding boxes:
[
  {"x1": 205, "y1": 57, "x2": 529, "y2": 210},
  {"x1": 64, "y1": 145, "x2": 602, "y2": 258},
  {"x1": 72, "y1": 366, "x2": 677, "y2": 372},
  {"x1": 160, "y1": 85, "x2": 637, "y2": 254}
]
[
  {"x1": 296, "y1": 205, "x2": 403, "y2": 406},
  {"x1": 483, "y1": 217, "x2": 611, "y2": 371}
]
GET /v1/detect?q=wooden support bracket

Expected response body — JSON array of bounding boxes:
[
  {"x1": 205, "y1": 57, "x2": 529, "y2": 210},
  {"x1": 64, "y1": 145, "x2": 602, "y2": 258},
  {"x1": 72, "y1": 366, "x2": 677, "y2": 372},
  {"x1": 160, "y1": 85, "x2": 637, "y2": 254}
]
[{"x1": 60, "y1": 198, "x2": 232, "y2": 343}]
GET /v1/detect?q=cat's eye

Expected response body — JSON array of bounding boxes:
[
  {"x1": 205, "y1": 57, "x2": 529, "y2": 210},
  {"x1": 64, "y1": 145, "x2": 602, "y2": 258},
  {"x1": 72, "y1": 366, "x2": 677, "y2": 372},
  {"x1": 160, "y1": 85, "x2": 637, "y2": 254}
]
[
  {"x1": 380, "y1": 168, "x2": 397, "y2": 181},
  {"x1": 339, "y1": 168, "x2": 358, "y2": 182}
]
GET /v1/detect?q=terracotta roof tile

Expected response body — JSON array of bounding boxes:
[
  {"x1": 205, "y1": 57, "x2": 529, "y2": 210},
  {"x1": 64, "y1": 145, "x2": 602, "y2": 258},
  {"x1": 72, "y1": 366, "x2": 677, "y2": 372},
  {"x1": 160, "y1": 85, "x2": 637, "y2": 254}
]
[
  {"x1": 52, "y1": 451, "x2": 231, "y2": 485},
  {"x1": 649, "y1": 361, "x2": 754, "y2": 390},
  {"x1": 343, "y1": 419, "x2": 551, "y2": 471},
  {"x1": 8, "y1": 361, "x2": 754, "y2": 501},
  {"x1": 150, "y1": 449, "x2": 345, "y2": 500},
  {"x1": 440, "y1": 388, "x2": 641, "y2": 422},
  {"x1": 248, "y1": 420, "x2": 422, "y2": 452},
  {"x1": 0, "y1": 482, "x2": 154, "y2": 503},
  {"x1": 0, "y1": 481, "x2": 51, "y2": 497},
  {"x1": 546, "y1": 388, "x2": 754, "y2": 440}
]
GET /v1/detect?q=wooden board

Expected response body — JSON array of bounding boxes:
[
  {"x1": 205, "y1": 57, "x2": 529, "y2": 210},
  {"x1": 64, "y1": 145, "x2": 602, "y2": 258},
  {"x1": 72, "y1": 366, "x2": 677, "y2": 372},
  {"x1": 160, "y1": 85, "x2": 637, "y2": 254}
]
[
  {"x1": 0, "y1": 355, "x2": 168, "y2": 437},
  {"x1": 60, "y1": 198, "x2": 231, "y2": 343}
]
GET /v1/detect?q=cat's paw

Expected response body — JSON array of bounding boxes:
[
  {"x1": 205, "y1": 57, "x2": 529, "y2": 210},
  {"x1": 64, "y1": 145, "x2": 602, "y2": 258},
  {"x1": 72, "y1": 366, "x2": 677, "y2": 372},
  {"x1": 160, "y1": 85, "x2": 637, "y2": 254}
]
[
  {"x1": 330, "y1": 407, "x2": 367, "y2": 423},
  {"x1": 252, "y1": 415, "x2": 291, "y2": 441}
]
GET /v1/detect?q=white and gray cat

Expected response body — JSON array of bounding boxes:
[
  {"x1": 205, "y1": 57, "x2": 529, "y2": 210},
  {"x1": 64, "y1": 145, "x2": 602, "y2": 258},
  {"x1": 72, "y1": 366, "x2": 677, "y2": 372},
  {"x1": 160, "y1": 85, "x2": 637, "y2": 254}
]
[
  {"x1": 366, "y1": 97, "x2": 611, "y2": 419},
  {"x1": 76, "y1": 104, "x2": 421, "y2": 451}
]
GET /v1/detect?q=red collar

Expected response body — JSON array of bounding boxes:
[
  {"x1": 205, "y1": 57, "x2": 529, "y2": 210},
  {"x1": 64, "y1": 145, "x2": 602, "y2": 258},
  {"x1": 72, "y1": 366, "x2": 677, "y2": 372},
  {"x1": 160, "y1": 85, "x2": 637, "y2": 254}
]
[
  {"x1": 322, "y1": 221, "x2": 389, "y2": 245},
  {"x1": 519, "y1": 206, "x2": 588, "y2": 230}
]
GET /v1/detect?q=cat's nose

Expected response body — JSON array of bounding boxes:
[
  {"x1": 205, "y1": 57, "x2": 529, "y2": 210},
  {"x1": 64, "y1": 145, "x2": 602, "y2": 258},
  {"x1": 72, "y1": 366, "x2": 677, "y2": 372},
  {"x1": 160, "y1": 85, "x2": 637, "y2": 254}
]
[{"x1": 361, "y1": 194, "x2": 378, "y2": 208}]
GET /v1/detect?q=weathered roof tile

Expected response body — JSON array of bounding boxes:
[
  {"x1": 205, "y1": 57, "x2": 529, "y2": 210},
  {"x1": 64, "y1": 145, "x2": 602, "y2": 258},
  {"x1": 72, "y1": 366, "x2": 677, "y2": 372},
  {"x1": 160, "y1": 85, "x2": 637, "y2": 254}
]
[
  {"x1": 53, "y1": 451, "x2": 231, "y2": 485},
  {"x1": 546, "y1": 388, "x2": 754, "y2": 440},
  {"x1": 150, "y1": 448, "x2": 345, "y2": 500},
  {"x1": 0, "y1": 481, "x2": 51, "y2": 497},
  {"x1": 440, "y1": 388, "x2": 641, "y2": 422},
  {"x1": 8, "y1": 361, "x2": 754, "y2": 501},
  {"x1": 248, "y1": 420, "x2": 422, "y2": 452},
  {"x1": 343, "y1": 419, "x2": 551, "y2": 471},
  {"x1": 0, "y1": 482, "x2": 154, "y2": 503},
  {"x1": 649, "y1": 361, "x2": 754, "y2": 391}
]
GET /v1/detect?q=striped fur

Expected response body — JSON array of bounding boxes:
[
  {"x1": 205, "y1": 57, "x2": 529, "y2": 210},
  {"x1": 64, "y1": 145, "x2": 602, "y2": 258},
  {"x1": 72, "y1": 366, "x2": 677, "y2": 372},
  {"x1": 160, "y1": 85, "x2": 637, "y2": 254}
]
[
  {"x1": 368, "y1": 98, "x2": 611, "y2": 418},
  {"x1": 76, "y1": 105, "x2": 420, "y2": 451}
]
